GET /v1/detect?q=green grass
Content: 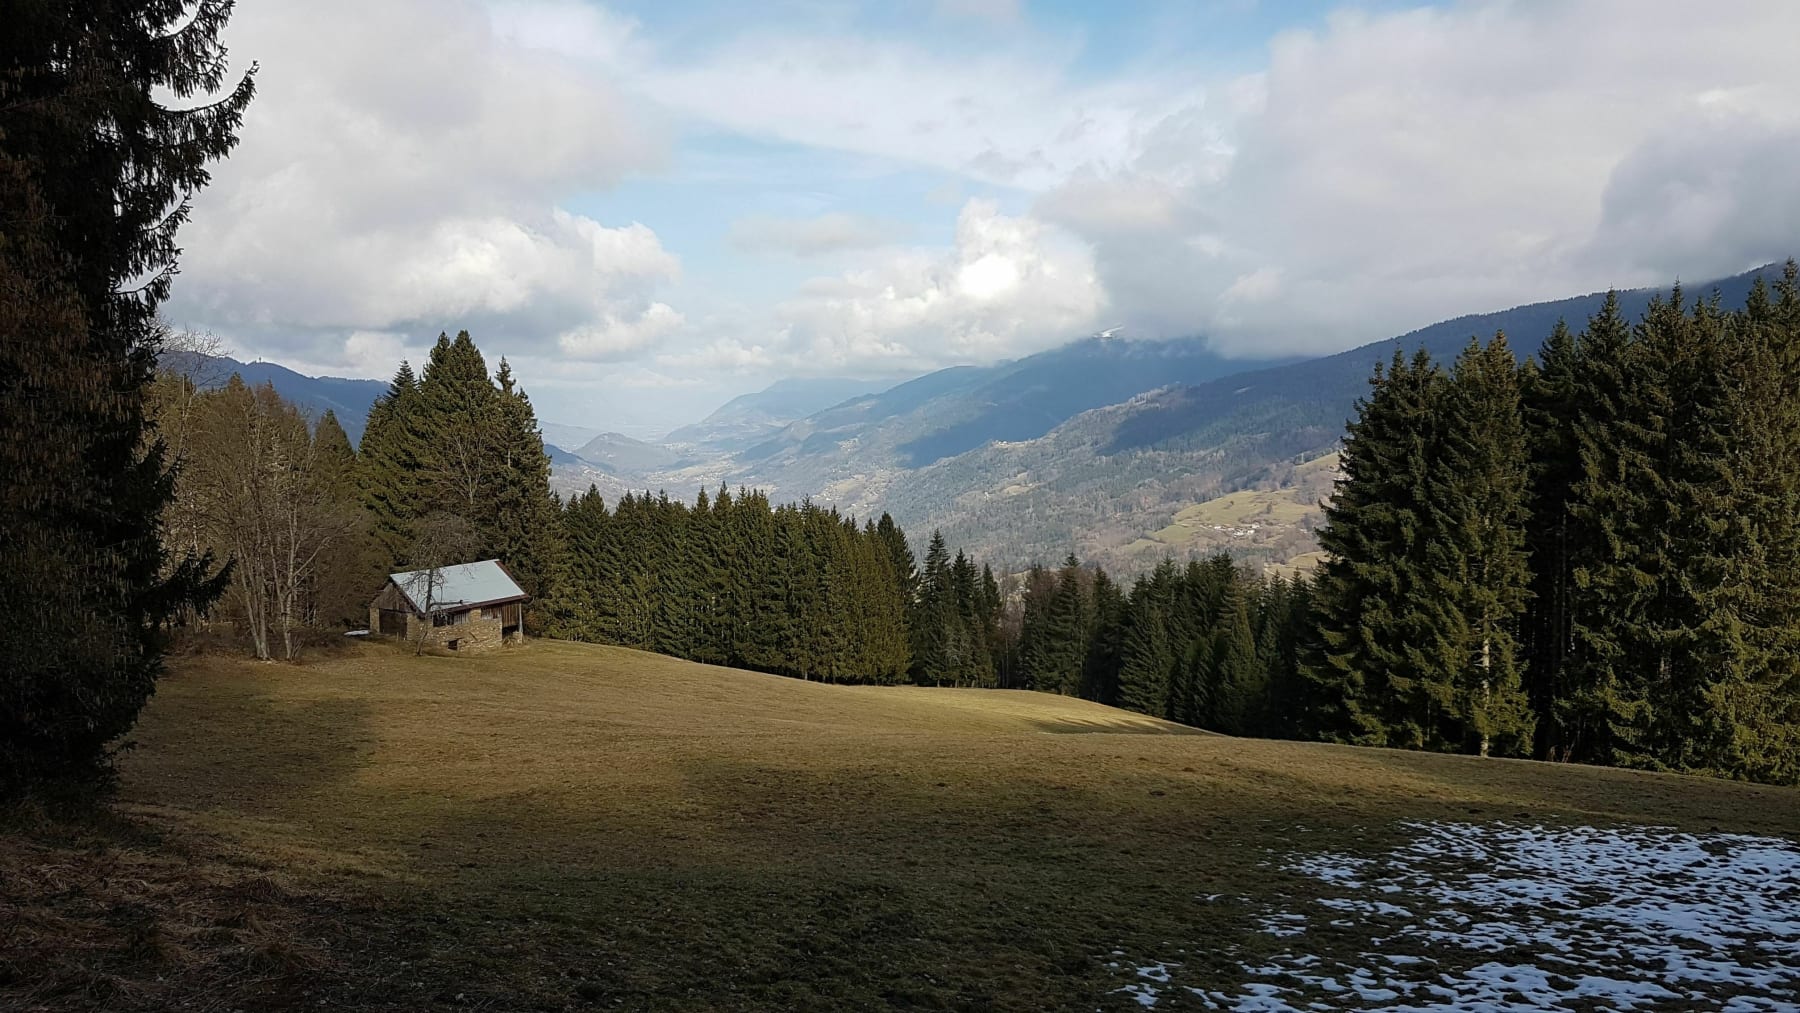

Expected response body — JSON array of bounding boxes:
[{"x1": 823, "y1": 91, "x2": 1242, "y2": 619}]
[
  {"x1": 6, "y1": 638, "x2": 1798, "y2": 1010},
  {"x1": 1124, "y1": 452, "x2": 1340, "y2": 572}
]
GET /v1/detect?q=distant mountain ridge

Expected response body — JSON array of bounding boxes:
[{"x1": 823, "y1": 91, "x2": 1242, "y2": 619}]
[
  {"x1": 872, "y1": 263, "x2": 1790, "y2": 572},
  {"x1": 198, "y1": 264, "x2": 1789, "y2": 578},
  {"x1": 716, "y1": 337, "x2": 1296, "y2": 510},
  {"x1": 161, "y1": 351, "x2": 390, "y2": 444},
  {"x1": 665, "y1": 376, "x2": 883, "y2": 450}
]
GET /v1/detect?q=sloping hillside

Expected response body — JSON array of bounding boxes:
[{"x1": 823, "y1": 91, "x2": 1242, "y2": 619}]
[
  {"x1": 10, "y1": 639, "x2": 1796, "y2": 1010},
  {"x1": 722, "y1": 336, "x2": 1291, "y2": 507},
  {"x1": 873, "y1": 265, "x2": 1786, "y2": 570},
  {"x1": 665, "y1": 376, "x2": 883, "y2": 451},
  {"x1": 162, "y1": 351, "x2": 389, "y2": 443}
]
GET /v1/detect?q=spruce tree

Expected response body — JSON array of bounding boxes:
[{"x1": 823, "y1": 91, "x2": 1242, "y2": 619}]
[
  {"x1": 360, "y1": 361, "x2": 424, "y2": 571},
  {"x1": 554, "y1": 487, "x2": 610, "y2": 642},
  {"x1": 1115, "y1": 562, "x2": 1179, "y2": 716},
  {"x1": 1036, "y1": 555, "x2": 1090, "y2": 696},
  {"x1": 1207, "y1": 574, "x2": 1263, "y2": 735},
  {"x1": 1083, "y1": 569, "x2": 1127, "y2": 704},
  {"x1": 1424, "y1": 334, "x2": 1534, "y2": 756},
  {"x1": 0, "y1": 0, "x2": 251, "y2": 791},
  {"x1": 308, "y1": 410, "x2": 371, "y2": 628},
  {"x1": 1521, "y1": 321, "x2": 1583, "y2": 758},
  {"x1": 488, "y1": 359, "x2": 564, "y2": 630},
  {"x1": 1306, "y1": 349, "x2": 1443, "y2": 745},
  {"x1": 1567, "y1": 289, "x2": 1740, "y2": 772},
  {"x1": 415, "y1": 331, "x2": 500, "y2": 526},
  {"x1": 1558, "y1": 293, "x2": 1638, "y2": 763},
  {"x1": 1705, "y1": 265, "x2": 1800, "y2": 783},
  {"x1": 911, "y1": 531, "x2": 955, "y2": 684}
]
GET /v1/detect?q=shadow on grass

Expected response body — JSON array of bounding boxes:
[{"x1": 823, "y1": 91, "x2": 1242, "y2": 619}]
[
  {"x1": 1345, "y1": 744, "x2": 1800, "y2": 837},
  {"x1": 124, "y1": 687, "x2": 378, "y2": 810}
]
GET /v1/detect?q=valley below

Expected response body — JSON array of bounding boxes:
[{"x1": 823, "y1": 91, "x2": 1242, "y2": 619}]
[{"x1": 539, "y1": 265, "x2": 1784, "y2": 578}]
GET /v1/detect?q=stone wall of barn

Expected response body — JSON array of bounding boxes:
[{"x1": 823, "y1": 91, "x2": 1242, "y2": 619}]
[{"x1": 367, "y1": 603, "x2": 516, "y2": 654}]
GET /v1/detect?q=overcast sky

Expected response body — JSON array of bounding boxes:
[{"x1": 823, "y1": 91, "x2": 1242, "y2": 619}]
[{"x1": 164, "y1": 0, "x2": 1800, "y2": 437}]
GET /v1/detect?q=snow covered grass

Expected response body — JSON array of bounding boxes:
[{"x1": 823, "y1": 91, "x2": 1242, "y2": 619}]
[{"x1": 1112, "y1": 820, "x2": 1800, "y2": 1010}]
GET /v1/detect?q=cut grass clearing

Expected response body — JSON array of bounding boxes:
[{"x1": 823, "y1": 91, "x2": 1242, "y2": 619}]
[
  {"x1": 1126, "y1": 452, "x2": 1341, "y2": 573},
  {"x1": 6, "y1": 638, "x2": 1798, "y2": 1010}
]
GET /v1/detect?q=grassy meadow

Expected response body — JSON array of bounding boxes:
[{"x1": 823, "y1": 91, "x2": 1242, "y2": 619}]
[{"x1": 6, "y1": 638, "x2": 1797, "y2": 1010}]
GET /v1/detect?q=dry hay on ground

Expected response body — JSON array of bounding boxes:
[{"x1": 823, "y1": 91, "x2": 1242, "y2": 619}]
[{"x1": 7, "y1": 639, "x2": 1798, "y2": 1010}]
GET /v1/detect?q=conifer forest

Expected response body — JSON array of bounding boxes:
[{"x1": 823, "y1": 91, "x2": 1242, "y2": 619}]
[
  {"x1": 5, "y1": 1, "x2": 1799, "y2": 804},
  {"x1": 129, "y1": 272, "x2": 1800, "y2": 788}
]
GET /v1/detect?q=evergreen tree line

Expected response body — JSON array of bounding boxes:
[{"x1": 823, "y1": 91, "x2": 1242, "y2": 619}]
[
  {"x1": 550, "y1": 487, "x2": 916, "y2": 683},
  {"x1": 150, "y1": 327, "x2": 1012, "y2": 689},
  {"x1": 357, "y1": 331, "x2": 566, "y2": 628},
  {"x1": 1304, "y1": 270, "x2": 1800, "y2": 784},
  {"x1": 1002, "y1": 554, "x2": 1315, "y2": 738},
  {"x1": 996, "y1": 271, "x2": 1800, "y2": 786}
]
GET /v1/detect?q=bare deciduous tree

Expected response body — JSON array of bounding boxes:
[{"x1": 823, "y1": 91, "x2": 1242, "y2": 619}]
[
  {"x1": 186, "y1": 379, "x2": 363, "y2": 660},
  {"x1": 406, "y1": 511, "x2": 479, "y2": 654}
]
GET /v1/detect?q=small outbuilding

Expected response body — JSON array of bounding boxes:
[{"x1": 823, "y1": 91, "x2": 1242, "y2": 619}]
[{"x1": 368, "y1": 559, "x2": 528, "y2": 653}]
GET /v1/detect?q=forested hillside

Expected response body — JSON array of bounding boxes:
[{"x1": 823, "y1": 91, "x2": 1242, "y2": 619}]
[
  {"x1": 520, "y1": 265, "x2": 1795, "y2": 579},
  {"x1": 161, "y1": 350, "x2": 388, "y2": 443},
  {"x1": 875, "y1": 265, "x2": 1790, "y2": 572}
]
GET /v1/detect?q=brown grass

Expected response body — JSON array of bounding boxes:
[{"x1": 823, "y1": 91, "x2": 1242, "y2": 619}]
[{"x1": 6, "y1": 637, "x2": 1797, "y2": 1010}]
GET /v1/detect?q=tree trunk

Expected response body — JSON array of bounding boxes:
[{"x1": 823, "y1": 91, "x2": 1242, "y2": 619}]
[{"x1": 1479, "y1": 632, "x2": 1492, "y2": 758}]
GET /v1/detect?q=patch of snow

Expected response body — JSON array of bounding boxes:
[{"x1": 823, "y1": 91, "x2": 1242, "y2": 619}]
[{"x1": 1108, "y1": 820, "x2": 1800, "y2": 1011}]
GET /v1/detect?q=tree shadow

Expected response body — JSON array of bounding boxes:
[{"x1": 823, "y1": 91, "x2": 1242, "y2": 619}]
[{"x1": 121, "y1": 683, "x2": 378, "y2": 812}]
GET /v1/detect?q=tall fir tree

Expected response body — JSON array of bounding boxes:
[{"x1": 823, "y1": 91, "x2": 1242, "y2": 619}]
[
  {"x1": 1423, "y1": 334, "x2": 1534, "y2": 756},
  {"x1": 1557, "y1": 292, "x2": 1638, "y2": 763},
  {"x1": 359, "y1": 361, "x2": 424, "y2": 572},
  {"x1": 1, "y1": 0, "x2": 251, "y2": 791},
  {"x1": 1521, "y1": 320, "x2": 1584, "y2": 758},
  {"x1": 1206, "y1": 573, "x2": 1263, "y2": 735},
  {"x1": 911, "y1": 531, "x2": 956, "y2": 684},
  {"x1": 1306, "y1": 349, "x2": 1443, "y2": 746},
  {"x1": 488, "y1": 358, "x2": 565, "y2": 631}
]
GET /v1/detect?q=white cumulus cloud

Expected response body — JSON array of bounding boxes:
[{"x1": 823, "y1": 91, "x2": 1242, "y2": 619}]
[
  {"x1": 729, "y1": 200, "x2": 1103, "y2": 373},
  {"x1": 1038, "y1": 1, "x2": 1800, "y2": 353},
  {"x1": 167, "y1": 0, "x2": 682, "y2": 373}
]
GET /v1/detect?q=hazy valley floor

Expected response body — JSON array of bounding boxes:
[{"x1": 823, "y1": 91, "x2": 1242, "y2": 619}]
[{"x1": 4, "y1": 639, "x2": 1797, "y2": 1010}]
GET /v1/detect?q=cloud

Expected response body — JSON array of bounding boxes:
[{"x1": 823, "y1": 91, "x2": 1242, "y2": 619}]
[
  {"x1": 1583, "y1": 114, "x2": 1800, "y2": 281},
  {"x1": 1036, "y1": 1, "x2": 1800, "y2": 353},
  {"x1": 728, "y1": 213, "x2": 909, "y2": 256},
  {"x1": 702, "y1": 200, "x2": 1102, "y2": 373},
  {"x1": 167, "y1": 0, "x2": 1800, "y2": 408},
  {"x1": 640, "y1": 33, "x2": 1206, "y2": 191},
  {"x1": 166, "y1": 0, "x2": 681, "y2": 372},
  {"x1": 558, "y1": 302, "x2": 685, "y2": 360}
]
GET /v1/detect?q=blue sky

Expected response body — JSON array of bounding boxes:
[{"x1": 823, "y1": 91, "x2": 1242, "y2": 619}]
[{"x1": 168, "y1": 0, "x2": 1800, "y2": 437}]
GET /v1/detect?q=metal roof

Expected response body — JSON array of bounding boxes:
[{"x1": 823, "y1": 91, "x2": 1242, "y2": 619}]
[{"x1": 388, "y1": 559, "x2": 527, "y2": 614}]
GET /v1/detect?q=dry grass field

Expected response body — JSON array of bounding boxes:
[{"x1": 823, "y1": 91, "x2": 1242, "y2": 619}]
[{"x1": 5, "y1": 638, "x2": 1798, "y2": 1010}]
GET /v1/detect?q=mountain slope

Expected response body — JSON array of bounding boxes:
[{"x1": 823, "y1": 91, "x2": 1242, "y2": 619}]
[
  {"x1": 164, "y1": 352, "x2": 389, "y2": 444},
  {"x1": 875, "y1": 264, "x2": 1787, "y2": 572},
  {"x1": 723, "y1": 337, "x2": 1292, "y2": 506},
  {"x1": 665, "y1": 376, "x2": 882, "y2": 450},
  {"x1": 573, "y1": 431, "x2": 685, "y2": 474}
]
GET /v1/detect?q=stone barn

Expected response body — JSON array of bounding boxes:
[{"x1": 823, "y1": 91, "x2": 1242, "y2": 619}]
[{"x1": 368, "y1": 559, "x2": 528, "y2": 653}]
